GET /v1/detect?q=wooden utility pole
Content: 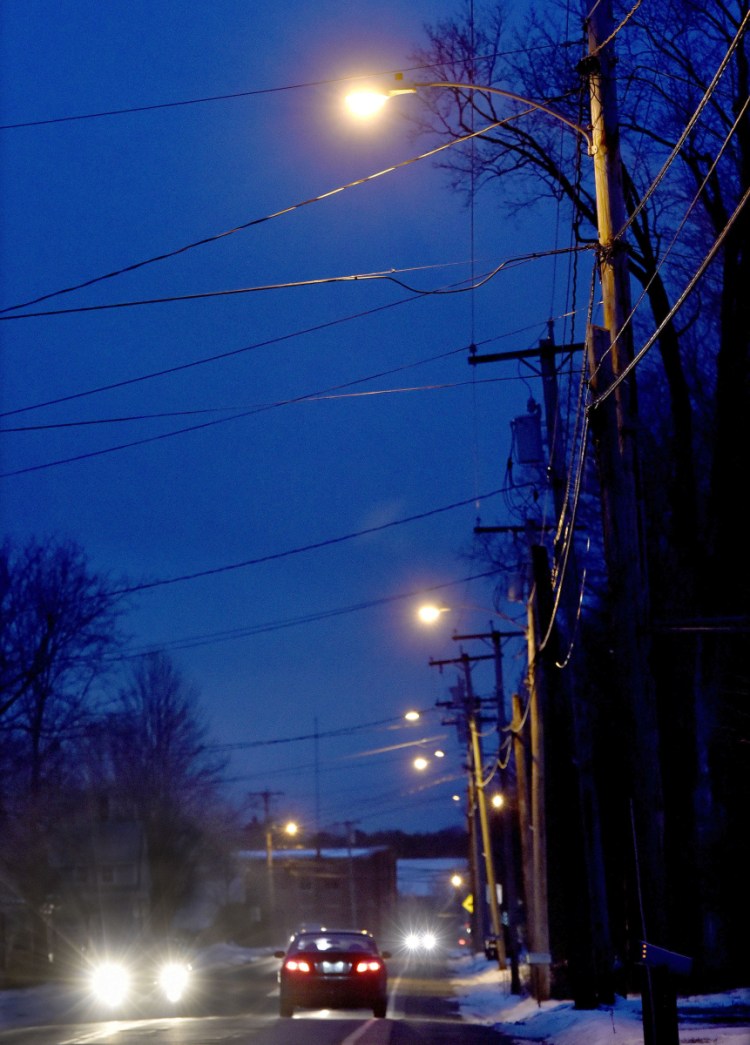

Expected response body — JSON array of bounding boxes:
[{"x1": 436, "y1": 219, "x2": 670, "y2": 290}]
[
  {"x1": 511, "y1": 691, "x2": 534, "y2": 960},
  {"x1": 456, "y1": 627, "x2": 523, "y2": 994},
  {"x1": 526, "y1": 549, "x2": 552, "y2": 1002},
  {"x1": 433, "y1": 651, "x2": 507, "y2": 972},
  {"x1": 582, "y1": 4, "x2": 671, "y2": 1042},
  {"x1": 248, "y1": 790, "x2": 283, "y2": 936},
  {"x1": 463, "y1": 652, "x2": 507, "y2": 974}
]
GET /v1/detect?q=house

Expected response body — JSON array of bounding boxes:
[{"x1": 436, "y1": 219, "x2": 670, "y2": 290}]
[{"x1": 236, "y1": 846, "x2": 397, "y2": 945}]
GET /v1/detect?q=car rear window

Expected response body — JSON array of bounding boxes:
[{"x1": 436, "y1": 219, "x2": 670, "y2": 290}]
[{"x1": 295, "y1": 935, "x2": 377, "y2": 954}]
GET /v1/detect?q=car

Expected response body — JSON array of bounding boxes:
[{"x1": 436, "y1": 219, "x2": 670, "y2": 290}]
[
  {"x1": 403, "y1": 928, "x2": 439, "y2": 955},
  {"x1": 274, "y1": 928, "x2": 390, "y2": 1018},
  {"x1": 80, "y1": 938, "x2": 196, "y2": 1016}
]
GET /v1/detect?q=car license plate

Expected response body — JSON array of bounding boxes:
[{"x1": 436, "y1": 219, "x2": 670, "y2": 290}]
[{"x1": 319, "y1": 961, "x2": 347, "y2": 974}]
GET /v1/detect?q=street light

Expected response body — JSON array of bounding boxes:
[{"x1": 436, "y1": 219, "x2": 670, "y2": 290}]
[
  {"x1": 416, "y1": 603, "x2": 449, "y2": 625},
  {"x1": 416, "y1": 599, "x2": 525, "y2": 632},
  {"x1": 266, "y1": 819, "x2": 300, "y2": 931},
  {"x1": 345, "y1": 73, "x2": 591, "y2": 149}
]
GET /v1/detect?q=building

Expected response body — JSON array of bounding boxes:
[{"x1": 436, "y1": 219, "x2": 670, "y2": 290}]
[{"x1": 237, "y1": 846, "x2": 397, "y2": 945}]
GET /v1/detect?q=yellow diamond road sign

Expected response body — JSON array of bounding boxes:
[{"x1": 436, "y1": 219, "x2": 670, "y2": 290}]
[{"x1": 462, "y1": 894, "x2": 474, "y2": 913}]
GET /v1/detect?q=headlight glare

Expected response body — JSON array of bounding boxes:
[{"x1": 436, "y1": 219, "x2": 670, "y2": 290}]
[
  {"x1": 158, "y1": 961, "x2": 191, "y2": 1002},
  {"x1": 91, "y1": 961, "x2": 130, "y2": 1006}
]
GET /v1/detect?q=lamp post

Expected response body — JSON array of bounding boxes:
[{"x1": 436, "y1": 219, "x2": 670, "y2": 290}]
[{"x1": 266, "y1": 819, "x2": 298, "y2": 937}]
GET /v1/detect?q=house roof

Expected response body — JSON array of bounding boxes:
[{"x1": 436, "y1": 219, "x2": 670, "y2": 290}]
[{"x1": 236, "y1": 847, "x2": 389, "y2": 861}]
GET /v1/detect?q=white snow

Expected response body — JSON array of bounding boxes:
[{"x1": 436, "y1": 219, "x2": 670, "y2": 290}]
[{"x1": 450, "y1": 950, "x2": 750, "y2": 1044}]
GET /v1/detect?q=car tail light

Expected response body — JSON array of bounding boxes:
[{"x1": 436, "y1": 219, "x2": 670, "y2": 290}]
[
  {"x1": 285, "y1": 959, "x2": 311, "y2": 973},
  {"x1": 355, "y1": 960, "x2": 382, "y2": 973}
]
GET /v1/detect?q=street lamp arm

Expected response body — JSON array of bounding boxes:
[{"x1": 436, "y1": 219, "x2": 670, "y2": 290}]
[{"x1": 401, "y1": 78, "x2": 592, "y2": 150}]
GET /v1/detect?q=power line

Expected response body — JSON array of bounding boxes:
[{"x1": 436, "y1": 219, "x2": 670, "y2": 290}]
[
  {"x1": 113, "y1": 568, "x2": 507, "y2": 656},
  {"x1": 111, "y1": 491, "x2": 506, "y2": 595},
  {"x1": 0, "y1": 50, "x2": 551, "y2": 131},
  {"x1": 0, "y1": 299, "x2": 581, "y2": 423},
  {"x1": 0, "y1": 345, "x2": 472, "y2": 476},
  {"x1": 1, "y1": 112, "x2": 585, "y2": 318},
  {"x1": 0, "y1": 248, "x2": 585, "y2": 322}
]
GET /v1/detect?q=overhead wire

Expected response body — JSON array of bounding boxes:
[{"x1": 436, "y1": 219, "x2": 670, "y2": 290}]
[
  {"x1": 0, "y1": 376, "x2": 523, "y2": 434},
  {"x1": 110, "y1": 489, "x2": 508, "y2": 595},
  {"x1": 0, "y1": 109, "x2": 563, "y2": 318},
  {"x1": 2, "y1": 318, "x2": 567, "y2": 477},
  {"x1": 543, "y1": 9, "x2": 750, "y2": 645},
  {"x1": 1, "y1": 306, "x2": 588, "y2": 422},
  {"x1": 581, "y1": 8, "x2": 750, "y2": 399},
  {"x1": 0, "y1": 49, "x2": 552, "y2": 131},
  {"x1": 586, "y1": 0, "x2": 645, "y2": 56},
  {"x1": 113, "y1": 568, "x2": 508, "y2": 656},
  {"x1": 590, "y1": 87, "x2": 750, "y2": 403},
  {"x1": 0, "y1": 246, "x2": 589, "y2": 322},
  {"x1": 592, "y1": 182, "x2": 750, "y2": 408},
  {"x1": 616, "y1": 6, "x2": 750, "y2": 243}
]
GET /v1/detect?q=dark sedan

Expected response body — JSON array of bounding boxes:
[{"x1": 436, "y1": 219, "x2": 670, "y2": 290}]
[{"x1": 275, "y1": 929, "x2": 389, "y2": 1018}]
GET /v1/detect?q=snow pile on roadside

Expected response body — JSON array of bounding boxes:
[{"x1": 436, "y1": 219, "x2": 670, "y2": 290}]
[{"x1": 450, "y1": 951, "x2": 750, "y2": 1044}]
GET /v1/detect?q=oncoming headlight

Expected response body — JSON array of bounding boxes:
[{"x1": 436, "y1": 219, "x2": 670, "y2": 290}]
[
  {"x1": 158, "y1": 961, "x2": 191, "y2": 1002},
  {"x1": 90, "y1": 961, "x2": 131, "y2": 1006},
  {"x1": 404, "y1": 930, "x2": 438, "y2": 952}
]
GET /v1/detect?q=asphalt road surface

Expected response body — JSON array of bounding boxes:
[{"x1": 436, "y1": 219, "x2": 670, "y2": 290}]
[{"x1": 0, "y1": 951, "x2": 514, "y2": 1045}]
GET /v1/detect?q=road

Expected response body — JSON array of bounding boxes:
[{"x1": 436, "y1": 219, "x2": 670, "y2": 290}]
[{"x1": 0, "y1": 951, "x2": 513, "y2": 1045}]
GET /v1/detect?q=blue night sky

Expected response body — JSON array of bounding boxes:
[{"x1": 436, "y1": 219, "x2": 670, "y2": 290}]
[{"x1": 1, "y1": 1, "x2": 567, "y2": 834}]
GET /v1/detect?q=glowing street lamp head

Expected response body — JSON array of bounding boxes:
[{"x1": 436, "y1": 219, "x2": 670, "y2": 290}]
[
  {"x1": 413, "y1": 756, "x2": 429, "y2": 771},
  {"x1": 345, "y1": 74, "x2": 416, "y2": 119},
  {"x1": 417, "y1": 603, "x2": 448, "y2": 624},
  {"x1": 344, "y1": 88, "x2": 389, "y2": 118}
]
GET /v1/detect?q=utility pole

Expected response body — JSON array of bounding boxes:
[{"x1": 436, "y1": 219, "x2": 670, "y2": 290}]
[
  {"x1": 432, "y1": 648, "x2": 510, "y2": 974},
  {"x1": 454, "y1": 627, "x2": 523, "y2": 994},
  {"x1": 248, "y1": 789, "x2": 283, "y2": 939},
  {"x1": 343, "y1": 820, "x2": 359, "y2": 925},
  {"x1": 526, "y1": 545, "x2": 555, "y2": 1002},
  {"x1": 581, "y1": 5, "x2": 671, "y2": 1042},
  {"x1": 511, "y1": 691, "x2": 534, "y2": 974}
]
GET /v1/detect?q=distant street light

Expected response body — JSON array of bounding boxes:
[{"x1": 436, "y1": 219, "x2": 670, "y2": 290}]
[{"x1": 416, "y1": 599, "x2": 524, "y2": 631}]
